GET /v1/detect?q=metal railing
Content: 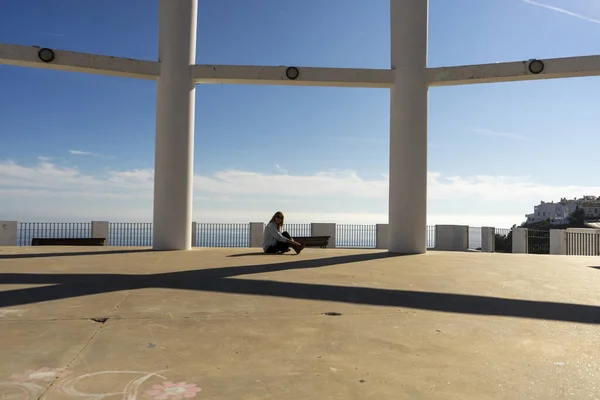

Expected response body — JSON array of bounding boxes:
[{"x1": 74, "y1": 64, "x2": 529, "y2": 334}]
[
  {"x1": 196, "y1": 223, "x2": 249, "y2": 247},
  {"x1": 494, "y1": 228, "x2": 512, "y2": 253},
  {"x1": 17, "y1": 222, "x2": 91, "y2": 246},
  {"x1": 336, "y1": 224, "x2": 376, "y2": 248},
  {"x1": 566, "y1": 231, "x2": 600, "y2": 256},
  {"x1": 495, "y1": 228, "x2": 511, "y2": 236},
  {"x1": 283, "y1": 223, "x2": 311, "y2": 238},
  {"x1": 426, "y1": 225, "x2": 435, "y2": 248},
  {"x1": 109, "y1": 222, "x2": 153, "y2": 246},
  {"x1": 12, "y1": 222, "x2": 514, "y2": 252},
  {"x1": 527, "y1": 229, "x2": 550, "y2": 254}
]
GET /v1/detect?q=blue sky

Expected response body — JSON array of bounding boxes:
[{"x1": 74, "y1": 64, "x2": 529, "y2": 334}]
[{"x1": 1, "y1": 0, "x2": 600, "y2": 225}]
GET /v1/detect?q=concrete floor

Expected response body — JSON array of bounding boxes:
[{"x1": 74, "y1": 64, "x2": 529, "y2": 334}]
[{"x1": 1, "y1": 246, "x2": 599, "y2": 399}]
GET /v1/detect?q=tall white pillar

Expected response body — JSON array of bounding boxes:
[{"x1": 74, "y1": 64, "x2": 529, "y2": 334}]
[
  {"x1": 388, "y1": 0, "x2": 429, "y2": 254},
  {"x1": 152, "y1": 0, "x2": 198, "y2": 250}
]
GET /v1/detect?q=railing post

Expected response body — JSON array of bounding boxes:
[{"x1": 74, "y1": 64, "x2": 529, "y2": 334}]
[
  {"x1": 191, "y1": 222, "x2": 197, "y2": 247},
  {"x1": 481, "y1": 227, "x2": 495, "y2": 252},
  {"x1": 512, "y1": 228, "x2": 528, "y2": 253},
  {"x1": 249, "y1": 222, "x2": 264, "y2": 248},
  {"x1": 434, "y1": 225, "x2": 468, "y2": 251},
  {"x1": 311, "y1": 223, "x2": 336, "y2": 248},
  {"x1": 550, "y1": 229, "x2": 567, "y2": 255},
  {"x1": 0, "y1": 221, "x2": 18, "y2": 246},
  {"x1": 91, "y1": 221, "x2": 109, "y2": 245},
  {"x1": 376, "y1": 224, "x2": 389, "y2": 249}
]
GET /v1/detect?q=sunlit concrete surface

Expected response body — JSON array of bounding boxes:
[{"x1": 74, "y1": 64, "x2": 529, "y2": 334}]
[{"x1": 1, "y1": 246, "x2": 599, "y2": 399}]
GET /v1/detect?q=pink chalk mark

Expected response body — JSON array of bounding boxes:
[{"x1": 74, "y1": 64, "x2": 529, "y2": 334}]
[{"x1": 145, "y1": 381, "x2": 202, "y2": 400}]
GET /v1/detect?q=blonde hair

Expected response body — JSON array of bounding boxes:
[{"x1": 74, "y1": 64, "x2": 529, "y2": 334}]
[{"x1": 269, "y1": 211, "x2": 284, "y2": 229}]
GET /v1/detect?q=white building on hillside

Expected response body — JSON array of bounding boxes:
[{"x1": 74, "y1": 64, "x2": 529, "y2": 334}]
[
  {"x1": 525, "y1": 201, "x2": 573, "y2": 224},
  {"x1": 581, "y1": 203, "x2": 600, "y2": 220},
  {"x1": 525, "y1": 195, "x2": 600, "y2": 224}
]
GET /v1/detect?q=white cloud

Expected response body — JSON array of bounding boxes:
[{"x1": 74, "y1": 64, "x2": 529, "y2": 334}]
[
  {"x1": 193, "y1": 169, "x2": 386, "y2": 199},
  {"x1": 472, "y1": 128, "x2": 533, "y2": 142},
  {"x1": 0, "y1": 160, "x2": 146, "y2": 196},
  {"x1": 69, "y1": 150, "x2": 113, "y2": 158},
  {"x1": 275, "y1": 164, "x2": 288, "y2": 175},
  {"x1": 0, "y1": 159, "x2": 599, "y2": 227},
  {"x1": 522, "y1": 0, "x2": 600, "y2": 24}
]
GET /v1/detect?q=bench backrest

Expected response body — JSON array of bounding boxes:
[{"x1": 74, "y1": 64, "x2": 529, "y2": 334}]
[
  {"x1": 293, "y1": 236, "x2": 330, "y2": 248},
  {"x1": 31, "y1": 238, "x2": 106, "y2": 246}
]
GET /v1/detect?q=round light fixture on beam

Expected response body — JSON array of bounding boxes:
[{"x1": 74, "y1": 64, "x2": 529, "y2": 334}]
[
  {"x1": 528, "y1": 59, "x2": 544, "y2": 74},
  {"x1": 38, "y1": 48, "x2": 55, "y2": 63},
  {"x1": 285, "y1": 66, "x2": 299, "y2": 80}
]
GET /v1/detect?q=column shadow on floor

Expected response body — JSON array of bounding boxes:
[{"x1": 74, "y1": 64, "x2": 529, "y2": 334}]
[{"x1": 1, "y1": 252, "x2": 599, "y2": 324}]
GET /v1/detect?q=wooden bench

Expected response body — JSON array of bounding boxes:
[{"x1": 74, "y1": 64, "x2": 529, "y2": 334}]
[
  {"x1": 293, "y1": 236, "x2": 330, "y2": 248},
  {"x1": 31, "y1": 238, "x2": 106, "y2": 246}
]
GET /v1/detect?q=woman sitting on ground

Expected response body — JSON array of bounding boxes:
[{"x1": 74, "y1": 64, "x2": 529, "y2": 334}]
[{"x1": 263, "y1": 211, "x2": 305, "y2": 254}]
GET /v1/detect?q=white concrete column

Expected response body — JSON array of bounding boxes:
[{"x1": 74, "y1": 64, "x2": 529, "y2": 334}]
[
  {"x1": 550, "y1": 229, "x2": 567, "y2": 255},
  {"x1": 91, "y1": 221, "x2": 109, "y2": 245},
  {"x1": 376, "y1": 224, "x2": 389, "y2": 249},
  {"x1": 311, "y1": 223, "x2": 336, "y2": 248},
  {"x1": 152, "y1": 0, "x2": 198, "y2": 250},
  {"x1": 249, "y1": 222, "x2": 265, "y2": 248},
  {"x1": 388, "y1": 0, "x2": 429, "y2": 254},
  {"x1": 0, "y1": 221, "x2": 18, "y2": 246},
  {"x1": 481, "y1": 227, "x2": 495, "y2": 252},
  {"x1": 512, "y1": 228, "x2": 528, "y2": 254}
]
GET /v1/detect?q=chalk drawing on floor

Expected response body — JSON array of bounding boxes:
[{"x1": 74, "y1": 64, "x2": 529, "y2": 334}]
[
  {"x1": 9, "y1": 367, "x2": 63, "y2": 382},
  {"x1": 0, "y1": 382, "x2": 45, "y2": 400},
  {"x1": 0, "y1": 309, "x2": 27, "y2": 318},
  {"x1": 1, "y1": 369, "x2": 203, "y2": 400},
  {"x1": 145, "y1": 381, "x2": 202, "y2": 400}
]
